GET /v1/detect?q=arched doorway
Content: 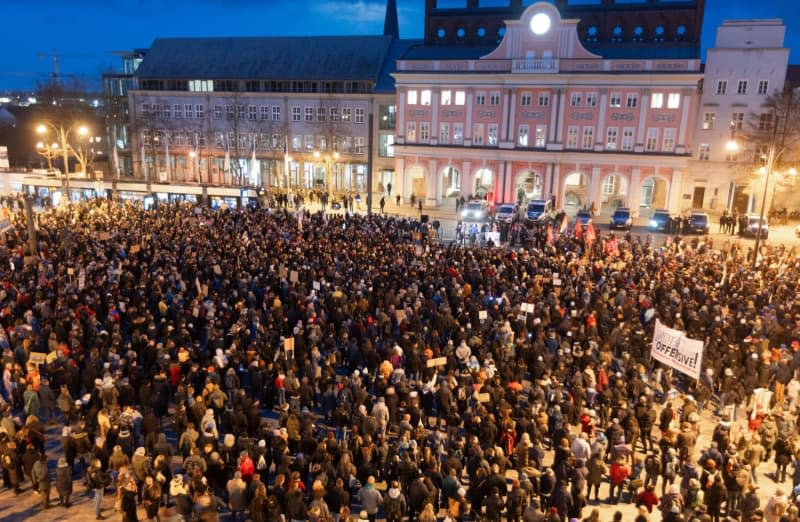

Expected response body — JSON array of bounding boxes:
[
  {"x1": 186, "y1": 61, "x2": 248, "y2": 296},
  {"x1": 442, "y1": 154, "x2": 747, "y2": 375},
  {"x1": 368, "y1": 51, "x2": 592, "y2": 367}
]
[
  {"x1": 406, "y1": 165, "x2": 427, "y2": 200},
  {"x1": 563, "y1": 172, "x2": 589, "y2": 212},
  {"x1": 474, "y1": 168, "x2": 494, "y2": 198},
  {"x1": 600, "y1": 173, "x2": 628, "y2": 214},
  {"x1": 639, "y1": 176, "x2": 669, "y2": 212},
  {"x1": 516, "y1": 170, "x2": 543, "y2": 204},
  {"x1": 441, "y1": 166, "x2": 461, "y2": 199}
]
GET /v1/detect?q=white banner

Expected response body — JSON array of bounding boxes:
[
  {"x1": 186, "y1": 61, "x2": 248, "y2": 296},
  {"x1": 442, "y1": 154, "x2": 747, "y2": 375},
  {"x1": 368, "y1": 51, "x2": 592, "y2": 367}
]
[{"x1": 651, "y1": 319, "x2": 703, "y2": 380}]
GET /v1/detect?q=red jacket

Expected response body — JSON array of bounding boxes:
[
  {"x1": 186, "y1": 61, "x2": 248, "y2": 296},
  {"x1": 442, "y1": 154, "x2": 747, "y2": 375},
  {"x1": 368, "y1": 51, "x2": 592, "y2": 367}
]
[{"x1": 609, "y1": 462, "x2": 630, "y2": 485}]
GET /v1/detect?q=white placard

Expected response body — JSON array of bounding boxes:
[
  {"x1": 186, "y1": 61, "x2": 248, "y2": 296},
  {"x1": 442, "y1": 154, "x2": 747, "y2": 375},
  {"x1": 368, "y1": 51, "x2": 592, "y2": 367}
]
[
  {"x1": 479, "y1": 310, "x2": 488, "y2": 320},
  {"x1": 651, "y1": 319, "x2": 704, "y2": 380},
  {"x1": 313, "y1": 281, "x2": 321, "y2": 291}
]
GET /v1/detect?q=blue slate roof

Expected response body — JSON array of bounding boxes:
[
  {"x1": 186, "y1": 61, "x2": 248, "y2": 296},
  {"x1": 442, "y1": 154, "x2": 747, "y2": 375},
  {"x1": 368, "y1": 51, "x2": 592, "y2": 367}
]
[{"x1": 135, "y1": 36, "x2": 396, "y2": 82}]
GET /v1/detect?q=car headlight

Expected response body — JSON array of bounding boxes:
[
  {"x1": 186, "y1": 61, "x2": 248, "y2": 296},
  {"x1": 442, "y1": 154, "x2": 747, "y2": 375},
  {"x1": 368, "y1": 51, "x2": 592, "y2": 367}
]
[
  {"x1": 649, "y1": 220, "x2": 658, "y2": 227},
  {"x1": 460, "y1": 210, "x2": 467, "y2": 217}
]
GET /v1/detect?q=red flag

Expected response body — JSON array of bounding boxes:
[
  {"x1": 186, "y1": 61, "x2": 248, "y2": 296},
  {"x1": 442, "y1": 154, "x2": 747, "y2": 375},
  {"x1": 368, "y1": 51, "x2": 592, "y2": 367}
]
[
  {"x1": 605, "y1": 235, "x2": 619, "y2": 257},
  {"x1": 547, "y1": 223, "x2": 554, "y2": 245},
  {"x1": 574, "y1": 218, "x2": 582, "y2": 240},
  {"x1": 585, "y1": 222, "x2": 596, "y2": 245}
]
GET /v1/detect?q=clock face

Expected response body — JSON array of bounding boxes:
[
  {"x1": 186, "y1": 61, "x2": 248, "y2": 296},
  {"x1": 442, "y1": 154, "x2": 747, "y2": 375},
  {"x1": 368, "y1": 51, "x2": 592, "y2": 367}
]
[{"x1": 530, "y1": 13, "x2": 551, "y2": 36}]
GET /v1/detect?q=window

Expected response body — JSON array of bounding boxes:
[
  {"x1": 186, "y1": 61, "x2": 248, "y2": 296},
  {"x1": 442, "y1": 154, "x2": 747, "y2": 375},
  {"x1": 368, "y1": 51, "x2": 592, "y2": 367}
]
[
  {"x1": 163, "y1": 105, "x2": 171, "y2": 118},
  {"x1": 184, "y1": 104, "x2": 193, "y2": 119},
  {"x1": 667, "y1": 93, "x2": 681, "y2": 109},
  {"x1": 520, "y1": 93, "x2": 532, "y2": 106},
  {"x1": 473, "y1": 124, "x2": 484, "y2": 145},
  {"x1": 440, "y1": 123, "x2": 450, "y2": 144},
  {"x1": 453, "y1": 123, "x2": 464, "y2": 144},
  {"x1": 247, "y1": 105, "x2": 256, "y2": 120},
  {"x1": 195, "y1": 104, "x2": 203, "y2": 119},
  {"x1": 304, "y1": 107, "x2": 313, "y2": 122},
  {"x1": 317, "y1": 107, "x2": 326, "y2": 122},
  {"x1": 214, "y1": 105, "x2": 223, "y2": 119},
  {"x1": 173, "y1": 104, "x2": 182, "y2": 119},
  {"x1": 305, "y1": 135, "x2": 314, "y2": 151},
  {"x1": 645, "y1": 128, "x2": 659, "y2": 151},
  {"x1": 758, "y1": 112, "x2": 773, "y2": 131},
  {"x1": 626, "y1": 94, "x2": 638, "y2": 109},
  {"x1": 737, "y1": 80, "x2": 748, "y2": 95},
  {"x1": 406, "y1": 122, "x2": 416, "y2": 142},
  {"x1": 582, "y1": 127, "x2": 594, "y2": 149},
  {"x1": 650, "y1": 93, "x2": 664, "y2": 109},
  {"x1": 535, "y1": 125, "x2": 546, "y2": 147},
  {"x1": 716, "y1": 80, "x2": 727, "y2": 95},
  {"x1": 725, "y1": 148, "x2": 738, "y2": 162},
  {"x1": 260, "y1": 106, "x2": 269, "y2": 120},
  {"x1": 567, "y1": 126, "x2": 578, "y2": 149},
  {"x1": 420, "y1": 122, "x2": 430, "y2": 143},
  {"x1": 476, "y1": 92, "x2": 486, "y2": 105},
  {"x1": 420, "y1": 90, "x2": 431, "y2": 106},
  {"x1": 488, "y1": 124, "x2": 498, "y2": 145},
  {"x1": 272, "y1": 134, "x2": 281, "y2": 149},
  {"x1": 441, "y1": 90, "x2": 452, "y2": 105},
  {"x1": 379, "y1": 134, "x2": 395, "y2": 157},
  {"x1": 662, "y1": 128, "x2": 676, "y2": 152},
  {"x1": 272, "y1": 106, "x2": 280, "y2": 121},
  {"x1": 758, "y1": 80, "x2": 769, "y2": 95},
  {"x1": 354, "y1": 137, "x2": 365, "y2": 154},
  {"x1": 342, "y1": 107, "x2": 352, "y2": 123},
  {"x1": 602, "y1": 176, "x2": 615, "y2": 195},
  {"x1": 621, "y1": 128, "x2": 634, "y2": 151},
  {"x1": 258, "y1": 133, "x2": 269, "y2": 149},
  {"x1": 329, "y1": 107, "x2": 339, "y2": 122},
  {"x1": 586, "y1": 93, "x2": 598, "y2": 107},
  {"x1": 292, "y1": 107, "x2": 301, "y2": 121},
  {"x1": 489, "y1": 92, "x2": 500, "y2": 106},
  {"x1": 571, "y1": 93, "x2": 582, "y2": 107},
  {"x1": 754, "y1": 143, "x2": 769, "y2": 165},
  {"x1": 213, "y1": 132, "x2": 223, "y2": 148},
  {"x1": 702, "y1": 112, "x2": 715, "y2": 130},
  {"x1": 291, "y1": 135, "x2": 301, "y2": 151},
  {"x1": 454, "y1": 91, "x2": 465, "y2": 105},
  {"x1": 731, "y1": 112, "x2": 744, "y2": 130},
  {"x1": 518, "y1": 125, "x2": 529, "y2": 147},
  {"x1": 355, "y1": 108, "x2": 365, "y2": 124},
  {"x1": 606, "y1": 127, "x2": 618, "y2": 150},
  {"x1": 236, "y1": 105, "x2": 245, "y2": 119},
  {"x1": 379, "y1": 104, "x2": 396, "y2": 129},
  {"x1": 699, "y1": 143, "x2": 710, "y2": 161},
  {"x1": 609, "y1": 93, "x2": 622, "y2": 108},
  {"x1": 318, "y1": 136, "x2": 327, "y2": 151},
  {"x1": 407, "y1": 90, "x2": 418, "y2": 105},
  {"x1": 538, "y1": 92, "x2": 549, "y2": 107}
]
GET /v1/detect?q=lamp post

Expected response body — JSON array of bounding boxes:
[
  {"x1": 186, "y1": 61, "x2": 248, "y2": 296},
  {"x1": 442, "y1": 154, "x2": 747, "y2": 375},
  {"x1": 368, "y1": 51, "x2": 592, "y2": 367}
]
[
  {"x1": 36, "y1": 122, "x2": 88, "y2": 198},
  {"x1": 729, "y1": 115, "x2": 796, "y2": 267}
]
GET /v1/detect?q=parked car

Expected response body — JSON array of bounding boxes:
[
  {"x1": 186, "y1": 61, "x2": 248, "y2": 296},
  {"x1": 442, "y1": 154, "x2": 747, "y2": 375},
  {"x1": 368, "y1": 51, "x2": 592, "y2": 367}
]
[
  {"x1": 460, "y1": 200, "x2": 491, "y2": 222},
  {"x1": 686, "y1": 210, "x2": 709, "y2": 234},
  {"x1": 494, "y1": 203, "x2": 520, "y2": 223},
  {"x1": 575, "y1": 210, "x2": 592, "y2": 230},
  {"x1": 526, "y1": 199, "x2": 553, "y2": 222},
  {"x1": 609, "y1": 207, "x2": 632, "y2": 230},
  {"x1": 745, "y1": 215, "x2": 769, "y2": 239},
  {"x1": 648, "y1": 209, "x2": 671, "y2": 232}
]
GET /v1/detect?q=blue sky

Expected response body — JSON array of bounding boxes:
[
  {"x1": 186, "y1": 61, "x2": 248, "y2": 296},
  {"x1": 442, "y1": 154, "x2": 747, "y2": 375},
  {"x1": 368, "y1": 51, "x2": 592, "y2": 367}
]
[{"x1": 0, "y1": 0, "x2": 798, "y2": 92}]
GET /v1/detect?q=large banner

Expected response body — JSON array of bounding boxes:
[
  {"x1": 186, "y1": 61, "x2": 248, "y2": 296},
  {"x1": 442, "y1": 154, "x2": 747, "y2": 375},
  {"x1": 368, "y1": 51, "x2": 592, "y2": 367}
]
[{"x1": 651, "y1": 319, "x2": 704, "y2": 380}]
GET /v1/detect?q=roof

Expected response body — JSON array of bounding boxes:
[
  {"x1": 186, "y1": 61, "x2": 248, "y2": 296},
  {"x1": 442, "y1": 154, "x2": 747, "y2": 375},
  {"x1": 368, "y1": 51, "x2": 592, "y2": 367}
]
[
  {"x1": 375, "y1": 40, "x2": 423, "y2": 92},
  {"x1": 135, "y1": 36, "x2": 396, "y2": 82},
  {"x1": 399, "y1": 43, "x2": 497, "y2": 61}
]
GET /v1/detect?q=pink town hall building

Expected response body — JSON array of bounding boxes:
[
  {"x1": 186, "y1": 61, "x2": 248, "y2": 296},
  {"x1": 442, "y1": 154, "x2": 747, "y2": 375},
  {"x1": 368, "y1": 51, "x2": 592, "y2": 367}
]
[{"x1": 392, "y1": 1, "x2": 702, "y2": 216}]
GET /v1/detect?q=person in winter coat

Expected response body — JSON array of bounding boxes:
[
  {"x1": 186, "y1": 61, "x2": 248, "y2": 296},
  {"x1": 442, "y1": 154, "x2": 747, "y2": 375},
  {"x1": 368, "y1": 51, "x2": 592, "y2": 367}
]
[
  {"x1": 227, "y1": 471, "x2": 248, "y2": 521},
  {"x1": 55, "y1": 457, "x2": 73, "y2": 507},
  {"x1": 484, "y1": 486, "x2": 506, "y2": 522},
  {"x1": 705, "y1": 475, "x2": 726, "y2": 522},
  {"x1": 764, "y1": 488, "x2": 789, "y2": 522},
  {"x1": 31, "y1": 452, "x2": 51, "y2": 509},
  {"x1": 550, "y1": 482, "x2": 573, "y2": 522},
  {"x1": 586, "y1": 453, "x2": 606, "y2": 502},
  {"x1": 356, "y1": 476, "x2": 383, "y2": 522},
  {"x1": 408, "y1": 473, "x2": 431, "y2": 520},
  {"x1": 740, "y1": 483, "x2": 760, "y2": 521},
  {"x1": 634, "y1": 484, "x2": 659, "y2": 513},
  {"x1": 384, "y1": 482, "x2": 407, "y2": 522},
  {"x1": 142, "y1": 475, "x2": 162, "y2": 521}
]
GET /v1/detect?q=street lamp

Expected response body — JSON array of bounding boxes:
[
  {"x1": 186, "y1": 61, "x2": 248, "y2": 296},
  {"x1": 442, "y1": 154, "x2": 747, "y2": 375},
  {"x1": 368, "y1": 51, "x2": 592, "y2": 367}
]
[
  {"x1": 36, "y1": 121, "x2": 89, "y2": 197},
  {"x1": 730, "y1": 115, "x2": 796, "y2": 267}
]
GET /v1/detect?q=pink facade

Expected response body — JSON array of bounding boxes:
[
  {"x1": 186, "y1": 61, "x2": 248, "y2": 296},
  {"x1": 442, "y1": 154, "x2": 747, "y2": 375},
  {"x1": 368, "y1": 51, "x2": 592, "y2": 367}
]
[{"x1": 393, "y1": 1, "x2": 700, "y2": 216}]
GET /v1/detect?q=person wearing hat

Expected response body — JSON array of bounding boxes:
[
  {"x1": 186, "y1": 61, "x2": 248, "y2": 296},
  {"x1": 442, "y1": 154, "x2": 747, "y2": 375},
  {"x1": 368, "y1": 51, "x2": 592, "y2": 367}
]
[
  {"x1": 384, "y1": 481, "x2": 407, "y2": 522},
  {"x1": 55, "y1": 456, "x2": 73, "y2": 507}
]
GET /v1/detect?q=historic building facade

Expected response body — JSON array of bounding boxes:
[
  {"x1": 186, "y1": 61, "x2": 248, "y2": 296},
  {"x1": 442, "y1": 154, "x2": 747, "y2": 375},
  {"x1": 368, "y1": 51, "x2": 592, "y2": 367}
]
[{"x1": 392, "y1": 0, "x2": 704, "y2": 216}]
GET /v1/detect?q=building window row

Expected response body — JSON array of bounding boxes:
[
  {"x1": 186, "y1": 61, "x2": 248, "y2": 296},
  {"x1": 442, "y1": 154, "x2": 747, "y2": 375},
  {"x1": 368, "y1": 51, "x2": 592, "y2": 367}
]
[
  {"x1": 287, "y1": 105, "x2": 365, "y2": 124},
  {"x1": 650, "y1": 92, "x2": 681, "y2": 109},
  {"x1": 289, "y1": 134, "x2": 365, "y2": 154},
  {"x1": 716, "y1": 79, "x2": 769, "y2": 96}
]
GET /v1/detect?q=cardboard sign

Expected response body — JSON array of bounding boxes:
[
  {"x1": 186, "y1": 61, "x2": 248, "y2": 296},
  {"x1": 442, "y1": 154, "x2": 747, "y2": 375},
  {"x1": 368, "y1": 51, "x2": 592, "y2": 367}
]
[
  {"x1": 283, "y1": 337, "x2": 295, "y2": 351},
  {"x1": 67, "y1": 268, "x2": 74, "y2": 275},
  {"x1": 130, "y1": 245, "x2": 141, "y2": 254},
  {"x1": 553, "y1": 278, "x2": 562, "y2": 287},
  {"x1": 476, "y1": 393, "x2": 491, "y2": 403},
  {"x1": 289, "y1": 270, "x2": 299, "y2": 283},
  {"x1": 98, "y1": 232, "x2": 111, "y2": 241},
  {"x1": 313, "y1": 281, "x2": 321, "y2": 291},
  {"x1": 522, "y1": 303, "x2": 535, "y2": 313},
  {"x1": 426, "y1": 356, "x2": 447, "y2": 368},
  {"x1": 479, "y1": 310, "x2": 488, "y2": 320},
  {"x1": 396, "y1": 309, "x2": 407, "y2": 322},
  {"x1": 28, "y1": 352, "x2": 47, "y2": 367}
]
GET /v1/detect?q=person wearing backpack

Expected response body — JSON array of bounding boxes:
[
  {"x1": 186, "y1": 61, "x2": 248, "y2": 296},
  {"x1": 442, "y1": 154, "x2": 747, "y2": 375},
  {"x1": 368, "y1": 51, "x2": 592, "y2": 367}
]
[{"x1": 384, "y1": 482, "x2": 407, "y2": 522}]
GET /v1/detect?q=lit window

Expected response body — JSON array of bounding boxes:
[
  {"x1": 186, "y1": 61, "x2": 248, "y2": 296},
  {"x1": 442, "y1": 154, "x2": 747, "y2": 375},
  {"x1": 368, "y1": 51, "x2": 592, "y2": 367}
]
[
  {"x1": 667, "y1": 93, "x2": 681, "y2": 109},
  {"x1": 535, "y1": 125, "x2": 546, "y2": 147},
  {"x1": 650, "y1": 93, "x2": 663, "y2": 109},
  {"x1": 662, "y1": 128, "x2": 676, "y2": 152},
  {"x1": 441, "y1": 90, "x2": 452, "y2": 105},
  {"x1": 488, "y1": 124, "x2": 498, "y2": 145},
  {"x1": 645, "y1": 128, "x2": 659, "y2": 151},
  {"x1": 454, "y1": 91, "x2": 465, "y2": 105},
  {"x1": 407, "y1": 90, "x2": 418, "y2": 105},
  {"x1": 702, "y1": 112, "x2": 715, "y2": 130},
  {"x1": 420, "y1": 90, "x2": 431, "y2": 106},
  {"x1": 606, "y1": 127, "x2": 618, "y2": 150},
  {"x1": 518, "y1": 125, "x2": 529, "y2": 147},
  {"x1": 582, "y1": 127, "x2": 594, "y2": 149},
  {"x1": 699, "y1": 143, "x2": 710, "y2": 160}
]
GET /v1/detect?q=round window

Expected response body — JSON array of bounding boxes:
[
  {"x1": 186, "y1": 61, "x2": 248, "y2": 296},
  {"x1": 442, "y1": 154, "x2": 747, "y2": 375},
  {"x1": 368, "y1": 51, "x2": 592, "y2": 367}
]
[
  {"x1": 476, "y1": 26, "x2": 487, "y2": 38},
  {"x1": 456, "y1": 27, "x2": 466, "y2": 39},
  {"x1": 436, "y1": 27, "x2": 446, "y2": 39}
]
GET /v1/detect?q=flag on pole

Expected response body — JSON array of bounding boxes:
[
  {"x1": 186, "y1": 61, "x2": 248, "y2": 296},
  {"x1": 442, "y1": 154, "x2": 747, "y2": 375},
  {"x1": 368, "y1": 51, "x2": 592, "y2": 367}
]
[
  {"x1": 546, "y1": 223, "x2": 554, "y2": 245},
  {"x1": 574, "y1": 218, "x2": 582, "y2": 240},
  {"x1": 585, "y1": 222, "x2": 596, "y2": 245},
  {"x1": 558, "y1": 213, "x2": 568, "y2": 235}
]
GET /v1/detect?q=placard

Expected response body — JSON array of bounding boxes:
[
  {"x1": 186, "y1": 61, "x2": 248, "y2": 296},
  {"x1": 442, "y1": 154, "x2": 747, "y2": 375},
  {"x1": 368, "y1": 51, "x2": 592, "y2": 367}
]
[
  {"x1": 479, "y1": 310, "x2": 488, "y2": 320},
  {"x1": 28, "y1": 352, "x2": 46, "y2": 367},
  {"x1": 130, "y1": 245, "x2": 141, "y2": 254},
  {"x1": 553, "y1": 278, "x2": 562, "y2": 286},
  {"x1": 426, "y1": 356, "x2": 447, "y2": 368},
  {"x1": 67, "y1": 268, "x2": 75, "y2": 275},
  {"x1": 283, "y1": 337, "x2": 295, "y2": 351},
  {"x1": 98, "y1": 232, "x2": 111, "y2": 241},
  {"x1": 289, "y1": 270, "x2": 299, "y2": 283},
  {"x1": 313, "y1": 281, "x2": 321, "y2": 291},
  {"x1": 476, "y1": 393, "x2": 491, "y2": 403}
]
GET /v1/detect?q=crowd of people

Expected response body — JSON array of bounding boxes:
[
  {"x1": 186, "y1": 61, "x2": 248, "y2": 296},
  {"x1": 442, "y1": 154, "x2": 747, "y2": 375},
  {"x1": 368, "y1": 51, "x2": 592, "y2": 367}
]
[{"x1": 0, "y1": 197, "x2": 799, "y2": 522}]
